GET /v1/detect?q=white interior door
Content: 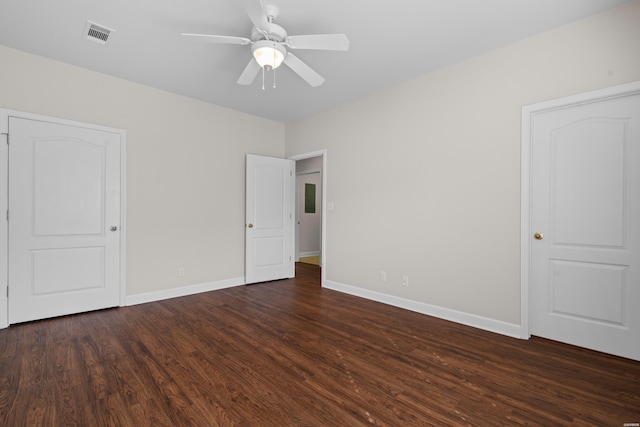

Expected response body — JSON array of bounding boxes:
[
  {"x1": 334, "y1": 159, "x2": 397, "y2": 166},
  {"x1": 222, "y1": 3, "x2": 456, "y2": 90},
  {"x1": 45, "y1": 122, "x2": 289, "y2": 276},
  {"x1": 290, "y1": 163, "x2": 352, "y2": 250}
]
[
  {"x1": 8, "y1": 117, "x2": 122, "y2": 324},
  {"x1": 245, "y1": 154, "x2": 294, "y2": 284},
  {"x1": 529, "y1": 89, "x2": 640, "y2": 360}
]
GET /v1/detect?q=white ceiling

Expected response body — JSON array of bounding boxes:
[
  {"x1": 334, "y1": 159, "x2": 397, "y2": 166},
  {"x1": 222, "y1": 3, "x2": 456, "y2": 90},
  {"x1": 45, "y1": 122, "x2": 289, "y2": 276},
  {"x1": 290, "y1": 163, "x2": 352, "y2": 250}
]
[{"x1": 0, "y1": 0, "x2": 630, "y2": 123}]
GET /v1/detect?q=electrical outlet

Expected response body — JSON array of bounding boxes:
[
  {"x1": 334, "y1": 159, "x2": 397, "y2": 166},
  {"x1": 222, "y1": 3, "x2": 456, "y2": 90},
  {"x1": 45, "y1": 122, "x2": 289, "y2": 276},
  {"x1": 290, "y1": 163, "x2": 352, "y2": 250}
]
[
  {"x1": 178, "y1": 267, "x2": 185, "y2": 277},
  {"x1": 402, "y1": 275, "x2": 409, "y2": 287},
  {"x1": 380, "y1": 271, "x2": 387, "y2": 282}
]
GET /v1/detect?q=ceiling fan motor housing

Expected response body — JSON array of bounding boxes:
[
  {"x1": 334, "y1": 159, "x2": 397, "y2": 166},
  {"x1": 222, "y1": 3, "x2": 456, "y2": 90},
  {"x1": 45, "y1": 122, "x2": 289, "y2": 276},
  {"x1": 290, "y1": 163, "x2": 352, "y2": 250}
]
[{"x1": 251, "y1": 23, "x2": 287, "y2": 42}]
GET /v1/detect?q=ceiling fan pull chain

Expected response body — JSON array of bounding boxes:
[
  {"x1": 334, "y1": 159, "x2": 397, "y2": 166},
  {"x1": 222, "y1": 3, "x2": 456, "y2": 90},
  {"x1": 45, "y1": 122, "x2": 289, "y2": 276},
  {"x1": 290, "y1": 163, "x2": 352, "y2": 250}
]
[
  {"x1": 273, "y1": 48, "x2": 277, "y2": 88},
  {"x1": 262, "y1": 66, "x2": 265, "y2": 90}
]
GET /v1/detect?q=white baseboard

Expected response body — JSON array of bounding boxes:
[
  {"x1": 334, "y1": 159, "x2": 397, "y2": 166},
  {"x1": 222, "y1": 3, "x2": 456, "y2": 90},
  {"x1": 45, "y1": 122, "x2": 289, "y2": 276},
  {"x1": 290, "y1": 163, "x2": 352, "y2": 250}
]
[
  {"x1": 126, "y1": 277, "x2": 245, "y2": 306},
  {"x1": 323, "y1": 280, "x2": 522, "y2": 339},
  {"x1": 299, "y1": 251, "x2": 320, "y2": 258}
]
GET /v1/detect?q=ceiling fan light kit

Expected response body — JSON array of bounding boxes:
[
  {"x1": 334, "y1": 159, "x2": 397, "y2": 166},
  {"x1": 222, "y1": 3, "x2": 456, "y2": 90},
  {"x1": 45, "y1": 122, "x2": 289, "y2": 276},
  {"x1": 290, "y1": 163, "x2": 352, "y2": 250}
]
[
  {"x1": 252, "y1": 40, "x2": 286, "y2": 70},
  {"x1": 180, "y1": 0, "x2": 349, "y2": 88}
]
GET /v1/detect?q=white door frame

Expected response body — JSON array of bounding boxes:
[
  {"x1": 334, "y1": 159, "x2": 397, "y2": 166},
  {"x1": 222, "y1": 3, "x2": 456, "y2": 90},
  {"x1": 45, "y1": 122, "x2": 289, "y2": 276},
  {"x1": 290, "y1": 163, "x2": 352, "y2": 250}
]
[
  {"x1": 520, "y1": 81, "x2": 640, "y2": 339},
  {"x1": 0, "y1": 109, "x2": 127, "y2": 329},
  {"x1": 289, "y1": 150, "x2": 327, "y2": 285}
]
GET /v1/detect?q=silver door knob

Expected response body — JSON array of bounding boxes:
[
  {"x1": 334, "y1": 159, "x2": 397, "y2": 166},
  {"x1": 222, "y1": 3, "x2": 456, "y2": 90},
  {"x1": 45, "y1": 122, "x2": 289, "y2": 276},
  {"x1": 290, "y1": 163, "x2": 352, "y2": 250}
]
[{"x1": 110, "y1": 226, "x2": 118, "y2": 232}]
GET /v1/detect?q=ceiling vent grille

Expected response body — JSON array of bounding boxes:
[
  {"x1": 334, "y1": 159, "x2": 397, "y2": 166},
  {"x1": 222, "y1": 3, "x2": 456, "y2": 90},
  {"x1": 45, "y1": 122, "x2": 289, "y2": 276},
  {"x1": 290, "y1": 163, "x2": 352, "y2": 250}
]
[{"x1": 83, "y1": 21, "x2": 114, "y2": 45}]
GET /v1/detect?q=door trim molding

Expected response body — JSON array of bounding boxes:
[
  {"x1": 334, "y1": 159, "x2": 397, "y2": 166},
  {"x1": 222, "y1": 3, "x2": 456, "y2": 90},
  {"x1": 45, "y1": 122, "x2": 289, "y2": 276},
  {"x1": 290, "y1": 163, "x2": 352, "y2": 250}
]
[
  {"x1": 0, "y1": 109, "x2": 127, "y2": 328},
  {"x1": 520, "y1": 81, "x2": 640, "y2": 340},
  {"x1": 289, "y1": 150, "x2": 327, "y2": 285}
]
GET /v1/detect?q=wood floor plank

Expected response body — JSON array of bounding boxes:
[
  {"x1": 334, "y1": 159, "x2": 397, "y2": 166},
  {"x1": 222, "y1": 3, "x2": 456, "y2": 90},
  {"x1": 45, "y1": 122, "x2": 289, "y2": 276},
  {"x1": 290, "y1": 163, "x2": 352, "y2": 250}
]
[{"x1": 1, "y1": 263, "x2": 639, "y2": 426}]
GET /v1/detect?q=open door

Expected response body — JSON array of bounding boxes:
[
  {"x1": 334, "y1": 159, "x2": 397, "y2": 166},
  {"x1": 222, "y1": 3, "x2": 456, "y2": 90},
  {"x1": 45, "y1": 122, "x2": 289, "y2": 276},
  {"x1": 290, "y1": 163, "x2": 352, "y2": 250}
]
[{"x1": 245, "y1": 154, "x2": 294, "y2": 284}]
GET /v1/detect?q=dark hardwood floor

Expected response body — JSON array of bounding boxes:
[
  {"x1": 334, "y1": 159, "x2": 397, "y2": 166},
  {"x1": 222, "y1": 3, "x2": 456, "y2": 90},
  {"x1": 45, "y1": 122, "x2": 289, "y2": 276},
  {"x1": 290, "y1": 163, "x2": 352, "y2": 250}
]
[{"x1": 1, "y1": 263, "x2": 639, "y2": 426}]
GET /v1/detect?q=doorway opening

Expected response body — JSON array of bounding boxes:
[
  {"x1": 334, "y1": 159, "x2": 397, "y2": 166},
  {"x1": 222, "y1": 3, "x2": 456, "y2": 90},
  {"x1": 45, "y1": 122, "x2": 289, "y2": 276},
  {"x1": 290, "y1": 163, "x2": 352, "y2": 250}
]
[{"x1": 290, "y1": 150, "x2": 326, "y2": 285}]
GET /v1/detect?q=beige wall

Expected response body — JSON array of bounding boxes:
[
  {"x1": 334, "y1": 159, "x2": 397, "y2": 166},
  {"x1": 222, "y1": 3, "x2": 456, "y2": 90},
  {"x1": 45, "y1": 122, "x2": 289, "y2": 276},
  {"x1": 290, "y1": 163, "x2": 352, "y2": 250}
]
[
  {"x1": 0, "y1": 45, "x2": 284, "y2": 296},
  {"x1": 285, "y1": 2, "x2": 640, "y2": 325},
  {"x1": 296, "y1": 156, "x2": 323, "y2": 173}
]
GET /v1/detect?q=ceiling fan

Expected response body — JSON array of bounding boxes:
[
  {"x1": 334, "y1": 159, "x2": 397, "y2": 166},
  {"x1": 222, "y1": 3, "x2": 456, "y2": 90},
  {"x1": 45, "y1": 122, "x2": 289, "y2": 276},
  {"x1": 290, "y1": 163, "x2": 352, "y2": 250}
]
[{"x1": 181, "y1": 0, "x2": 349, "y2": 88}]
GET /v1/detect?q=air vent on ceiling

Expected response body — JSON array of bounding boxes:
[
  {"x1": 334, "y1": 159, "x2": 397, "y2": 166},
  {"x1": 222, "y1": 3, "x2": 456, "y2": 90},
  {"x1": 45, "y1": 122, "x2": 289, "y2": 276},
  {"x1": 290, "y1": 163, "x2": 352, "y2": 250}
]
[{"x1": 83, "y1": 21, "x2": 114, "y2": 45}]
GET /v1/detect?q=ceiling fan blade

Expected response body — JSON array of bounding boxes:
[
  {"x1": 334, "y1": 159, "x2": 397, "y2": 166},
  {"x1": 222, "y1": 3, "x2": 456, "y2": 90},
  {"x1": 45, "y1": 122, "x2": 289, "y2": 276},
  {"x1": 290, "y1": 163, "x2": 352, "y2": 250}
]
[
  {"x1": 286, "y1": 34, "x2": 349, "y2": 51},
  {"x1": 283, "y1": 53, "x2": 325, "y2": 87},
  {"x1": 181, "y1": 33, "x2": 251, "y2": 45},
  {"x1": 237, "y1": 59, "x2": 261, "y2": 85},
  {"x1": 239, "y1": 0, "x2": 270, "y2": 31}
]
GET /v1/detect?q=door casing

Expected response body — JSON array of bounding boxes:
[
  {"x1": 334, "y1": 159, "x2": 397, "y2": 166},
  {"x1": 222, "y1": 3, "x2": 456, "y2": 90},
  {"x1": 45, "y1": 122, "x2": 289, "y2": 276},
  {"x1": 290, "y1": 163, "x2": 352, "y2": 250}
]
[
  {"x1": 0, "y1": 109, "x2": 127, "y2": 328},
  {"x1": 520, "y1": 81, "x2": 640, "y2": 339}
]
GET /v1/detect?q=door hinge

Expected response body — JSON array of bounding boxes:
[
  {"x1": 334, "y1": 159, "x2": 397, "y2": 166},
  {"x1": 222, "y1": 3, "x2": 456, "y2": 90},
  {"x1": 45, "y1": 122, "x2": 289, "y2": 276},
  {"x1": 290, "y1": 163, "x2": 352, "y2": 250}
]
[
  {"x1": 6, "y1": 210, "x2": 8, "y2": 221},
  {"x1": 6, "y1": 287, "x2": 8, "y2": 298}
]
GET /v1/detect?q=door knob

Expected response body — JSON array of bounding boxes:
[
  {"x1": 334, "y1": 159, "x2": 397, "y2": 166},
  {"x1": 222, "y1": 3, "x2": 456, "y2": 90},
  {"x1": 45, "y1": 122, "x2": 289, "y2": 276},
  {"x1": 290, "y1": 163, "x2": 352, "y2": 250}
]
[
  {"x1": 248, "y1": 223, "x2": 253, "y2": 228},
  {"x1": 533, "y1": 232, "x2": 543, "y2": 240},
  {"x1": 110, "y1": 226, "x2": 118, "y2": 232}
]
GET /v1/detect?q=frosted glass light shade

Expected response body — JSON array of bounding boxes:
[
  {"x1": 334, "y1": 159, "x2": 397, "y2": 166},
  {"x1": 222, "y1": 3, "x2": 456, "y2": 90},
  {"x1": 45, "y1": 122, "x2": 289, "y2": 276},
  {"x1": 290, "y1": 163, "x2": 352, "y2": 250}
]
[{"x1": 252, "y1": 41, "x2": 286, "y2": 69}]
